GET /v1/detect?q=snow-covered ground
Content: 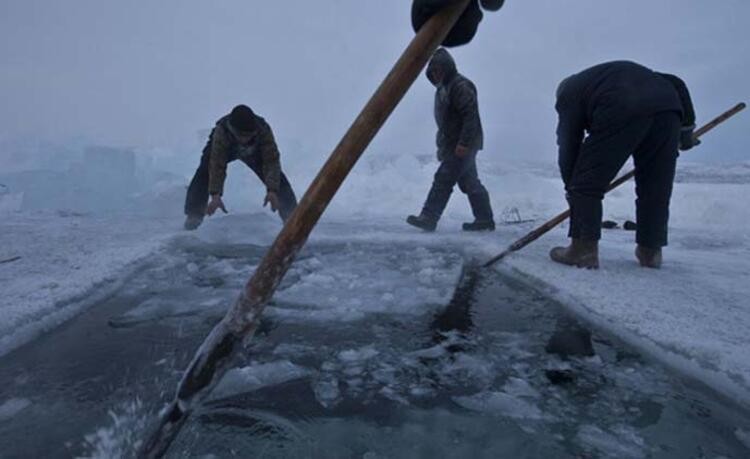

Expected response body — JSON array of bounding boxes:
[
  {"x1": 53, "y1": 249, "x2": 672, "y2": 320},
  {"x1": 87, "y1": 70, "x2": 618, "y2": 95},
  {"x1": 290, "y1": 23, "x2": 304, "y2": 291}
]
[
  {"x1": 1, "y1": 153, "x2": 749, "y2": 415},
  {"x1": 0, "y1": 213, "x2": 177, "y2": 356}
]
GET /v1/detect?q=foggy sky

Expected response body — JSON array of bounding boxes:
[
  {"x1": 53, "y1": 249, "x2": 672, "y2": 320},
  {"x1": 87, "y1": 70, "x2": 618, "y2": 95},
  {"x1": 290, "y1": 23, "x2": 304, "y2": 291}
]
[{"x1": 1, "y1": 0, "x2": 748, "y2": 164}]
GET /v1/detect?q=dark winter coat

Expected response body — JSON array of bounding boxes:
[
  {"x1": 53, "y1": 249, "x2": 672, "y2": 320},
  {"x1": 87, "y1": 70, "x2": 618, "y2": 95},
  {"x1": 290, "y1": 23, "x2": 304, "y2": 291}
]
[
  {"x1": 428, "y1": 49, "x2": 484, "y2": 160},
  {"x1": 555, "y1": 60, "x2": 695, "y2": 183},
  {"x1": 207, "y1": 115, "x2": 282, "y2": 196}
]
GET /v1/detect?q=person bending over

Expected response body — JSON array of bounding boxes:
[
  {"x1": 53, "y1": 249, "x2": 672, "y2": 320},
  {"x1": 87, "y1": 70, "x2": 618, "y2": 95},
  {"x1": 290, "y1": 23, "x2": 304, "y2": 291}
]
[{"x1": 184, "y1": 105, "x2": 298, "y2": 230}]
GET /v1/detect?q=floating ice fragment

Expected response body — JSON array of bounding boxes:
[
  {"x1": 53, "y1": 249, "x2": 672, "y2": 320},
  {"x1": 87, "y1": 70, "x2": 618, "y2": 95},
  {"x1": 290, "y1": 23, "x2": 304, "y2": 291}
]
[
  {"x1": 736, "y1": 428, "x2": 750, "y2": 449},
  {"x1": 213, "y1": 360, "x2": 312, "y2": 399},
  {"x1": 338, "y1": 346, "x2": 379, "y2": 363},
  {"x1": 575, "y1": 424, "x2": 646, "y2": 459},
  {"x1": 409, "y1": 344, "x2": 447, "y2": 359},
  {"x1": 314, "y1": 377, "x2": 341, "y2": 408},
  {"x1": 380, "y1": 386, "x2": 409, "y2": 405},
  {"x1": 503, "y1": 377, "x2": 541, "y2": 399},
  {"x1": 0, "y1": 398, "x2": 31, "y2": 422},
  {"x1": 453, "y1": 391, "x2": 549, "y2": 421}
]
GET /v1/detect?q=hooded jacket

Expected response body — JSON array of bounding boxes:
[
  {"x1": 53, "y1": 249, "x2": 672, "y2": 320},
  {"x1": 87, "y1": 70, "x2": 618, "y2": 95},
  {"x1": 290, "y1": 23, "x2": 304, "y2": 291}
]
[
  {"x1": 428, "y1": 49, "x2": 484, "y2": 159},
  {"x1": 555, "y1": 60, "x2": 695, "y2": 183},
  {"x1": 207, "y1": 114, "x2": 282, "y2": 196}
]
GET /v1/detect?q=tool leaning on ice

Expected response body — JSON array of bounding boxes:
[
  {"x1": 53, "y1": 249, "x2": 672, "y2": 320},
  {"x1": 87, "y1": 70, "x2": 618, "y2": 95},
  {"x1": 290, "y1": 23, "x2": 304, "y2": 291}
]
[{"x1": 183, "y1": 105, "x2": 298, "y2": 230}]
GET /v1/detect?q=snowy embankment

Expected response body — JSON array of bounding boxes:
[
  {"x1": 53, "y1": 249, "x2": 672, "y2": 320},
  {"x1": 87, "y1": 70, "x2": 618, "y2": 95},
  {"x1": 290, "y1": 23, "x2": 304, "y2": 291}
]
[{"x1": 0, "y1": 212, "x2": 176, "y2": 356}]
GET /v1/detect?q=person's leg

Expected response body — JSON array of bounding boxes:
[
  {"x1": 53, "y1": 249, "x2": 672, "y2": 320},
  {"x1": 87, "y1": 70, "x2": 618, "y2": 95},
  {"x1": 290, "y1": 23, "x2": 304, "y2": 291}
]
[
  {"x1": 421, "y1": 154, "x2": 466, "y2": 222},
  {"x1": 632, "y1": 112, "x2": 681, "y2": 267},
  {"x1": 184, "y1": 143, "x2": 212, "y2": 229},
  {"x1": 457, "y1": 152, "x2": 494, "y2": 230},
  {"x1": 276, "y1": 172, "x2": 298, "y2": 222},
  {"x1": 551, "y1": 117, "x2": 653, "y2": 267},
  {"x1": 566, "y1": 118, "x2": 654, "y2": 241}
]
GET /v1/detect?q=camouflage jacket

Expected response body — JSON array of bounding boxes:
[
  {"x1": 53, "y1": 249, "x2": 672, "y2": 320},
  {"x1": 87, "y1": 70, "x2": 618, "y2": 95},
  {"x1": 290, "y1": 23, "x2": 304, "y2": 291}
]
[{"x1": 208, "y1": 115, "x2": 282, "y2": 196}]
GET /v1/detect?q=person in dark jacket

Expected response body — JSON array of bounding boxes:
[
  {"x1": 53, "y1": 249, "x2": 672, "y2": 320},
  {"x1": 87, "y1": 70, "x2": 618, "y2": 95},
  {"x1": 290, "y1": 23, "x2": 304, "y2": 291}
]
[
  {"x1": 551, "y1": 61, "x2": 699, "y2": 269},
  {"x1": 411, "y1": 0, "x2": 505, "y2": 47},
  {"x1": 183, "y1": 105, "x2": 298, "y2": 230},
  {"x1": 407, "y1": 48, "x2": 495, "y2": 232}
]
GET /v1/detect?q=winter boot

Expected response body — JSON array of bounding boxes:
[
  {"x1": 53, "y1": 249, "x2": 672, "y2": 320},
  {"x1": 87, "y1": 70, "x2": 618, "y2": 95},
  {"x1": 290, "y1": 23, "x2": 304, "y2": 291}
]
[
  {"x1": 635, "y1": 245, "x2": 662, "y2": 269},
  {"x1": 184, "y1": 214, "x2": 204, "y2": 231},
  {"x1": 462, "y1": 220, "x2": 496, "y2": 232},
  {"x1": 549, "y1": 239, "x2": 599, "y2": 269},
  {"x1": 406, "y1": 214, "x2": 437, "y2": 232}
]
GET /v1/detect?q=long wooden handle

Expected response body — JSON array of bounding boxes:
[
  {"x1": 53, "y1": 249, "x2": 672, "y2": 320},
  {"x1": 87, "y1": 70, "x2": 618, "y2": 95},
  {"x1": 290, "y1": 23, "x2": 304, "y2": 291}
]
[
  {"x1": 137, "y1": 2, "x2": 471, "y2": 458},
  {"x1": 484, "y1": 102, "x2": 746, "y2": 268}
]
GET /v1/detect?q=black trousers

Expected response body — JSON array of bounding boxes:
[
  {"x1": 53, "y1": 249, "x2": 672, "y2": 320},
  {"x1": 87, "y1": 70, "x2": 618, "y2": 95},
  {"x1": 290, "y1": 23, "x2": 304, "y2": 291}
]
[
  {"x1": 566, "y1": 111, "x2": 681, "y2": 248},
  {"x1": 421, "y1": 150, "x2": 494, "y2": 223},
  {"x1": 184, "y1": 144, "x2": 298, "y2": 222}
]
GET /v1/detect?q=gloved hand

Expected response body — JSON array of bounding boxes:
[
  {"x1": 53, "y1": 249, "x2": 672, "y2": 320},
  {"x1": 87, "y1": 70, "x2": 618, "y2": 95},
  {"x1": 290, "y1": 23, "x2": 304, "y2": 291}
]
[
  {"x1": 411, "y1": 0, "x2": 505, "y2": 47},
  {"x1": 679, "y1": 124, "x2": 701, "y2": 151}
]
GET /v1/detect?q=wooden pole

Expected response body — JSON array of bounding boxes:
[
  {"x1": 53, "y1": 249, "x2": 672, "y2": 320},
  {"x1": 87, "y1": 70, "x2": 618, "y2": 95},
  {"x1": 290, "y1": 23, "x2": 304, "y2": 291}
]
[
  {"x1": 138, "y1": 2, "x2": 472, "y2": 457},
  {"x1": 483, "y1": 102, "x2": 746, "y2": 268}
]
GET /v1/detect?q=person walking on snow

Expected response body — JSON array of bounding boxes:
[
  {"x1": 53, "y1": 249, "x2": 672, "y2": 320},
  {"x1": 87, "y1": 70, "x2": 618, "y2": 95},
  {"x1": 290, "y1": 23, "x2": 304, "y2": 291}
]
[
  {"x1": 183, "y1": 105, "x2": 298, "y2": 230},
  {"x1": 550, "y1": 61, "x2": 698, "y2": 269},
  {"x1": 407, "y1": 48, "x2": 495, "y2": 232}
]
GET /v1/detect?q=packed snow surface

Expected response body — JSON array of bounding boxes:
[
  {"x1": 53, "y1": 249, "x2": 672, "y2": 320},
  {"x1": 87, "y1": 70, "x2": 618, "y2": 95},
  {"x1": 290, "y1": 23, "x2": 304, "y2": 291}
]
[{"x1": 0, "y1": 212, "x2": 176, "y2": 356}]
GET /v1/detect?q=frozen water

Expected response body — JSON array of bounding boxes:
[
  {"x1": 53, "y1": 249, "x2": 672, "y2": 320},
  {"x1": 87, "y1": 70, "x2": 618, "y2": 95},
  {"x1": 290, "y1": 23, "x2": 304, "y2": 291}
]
[{"x1": 0, "y1": 235, "x2": 748, "y2": 458}]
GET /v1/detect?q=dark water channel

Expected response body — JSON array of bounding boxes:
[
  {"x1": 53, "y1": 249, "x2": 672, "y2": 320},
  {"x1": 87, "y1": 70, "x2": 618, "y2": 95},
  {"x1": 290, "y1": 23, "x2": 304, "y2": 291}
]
[{"x1": 0, "y1": 238, "x2": 748, "y2": 458}]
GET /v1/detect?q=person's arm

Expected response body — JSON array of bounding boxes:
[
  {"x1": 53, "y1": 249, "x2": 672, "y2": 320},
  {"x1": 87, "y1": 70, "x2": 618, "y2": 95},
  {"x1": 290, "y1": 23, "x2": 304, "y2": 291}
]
[
  {"x1": 208, "y1": 126, "x2": 231, "y2": 197},
  {"x1": 411, "y1": 0, "x2": 504, "y2": 47},
  {"x1": 657, "y1": 73, "x2": 696, "y2": 127},
  {"x1": 257, "y1": 123, "x2": 282, "y2": 194},
  {"x1": 452, "y1": 80, "x2": 481, "y2": 156},
  {"x1": 205, "y1": 126, "x2": 232, "y2": 216},
  {"x1": 555, "y1": 100, "x2": 585, "y2": 187},
  {"x1": 657, "y1": 72, "x2": 699, "y2": 151}
]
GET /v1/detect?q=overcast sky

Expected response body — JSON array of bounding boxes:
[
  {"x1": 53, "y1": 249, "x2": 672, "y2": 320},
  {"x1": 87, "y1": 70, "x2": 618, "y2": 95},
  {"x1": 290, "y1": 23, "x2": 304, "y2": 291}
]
[{"x1": 1, "y1": 0, "x2": 748, "y2": 165}]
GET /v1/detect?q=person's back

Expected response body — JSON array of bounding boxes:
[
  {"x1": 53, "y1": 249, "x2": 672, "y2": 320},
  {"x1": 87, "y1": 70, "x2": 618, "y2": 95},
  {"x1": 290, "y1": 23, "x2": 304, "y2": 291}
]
[
  {"x1": 556, "y1": 60, "x2": 683, "y2": 133},
  {"x1": 183, "y1": 105, "x2": 298, "y2": 230}
]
